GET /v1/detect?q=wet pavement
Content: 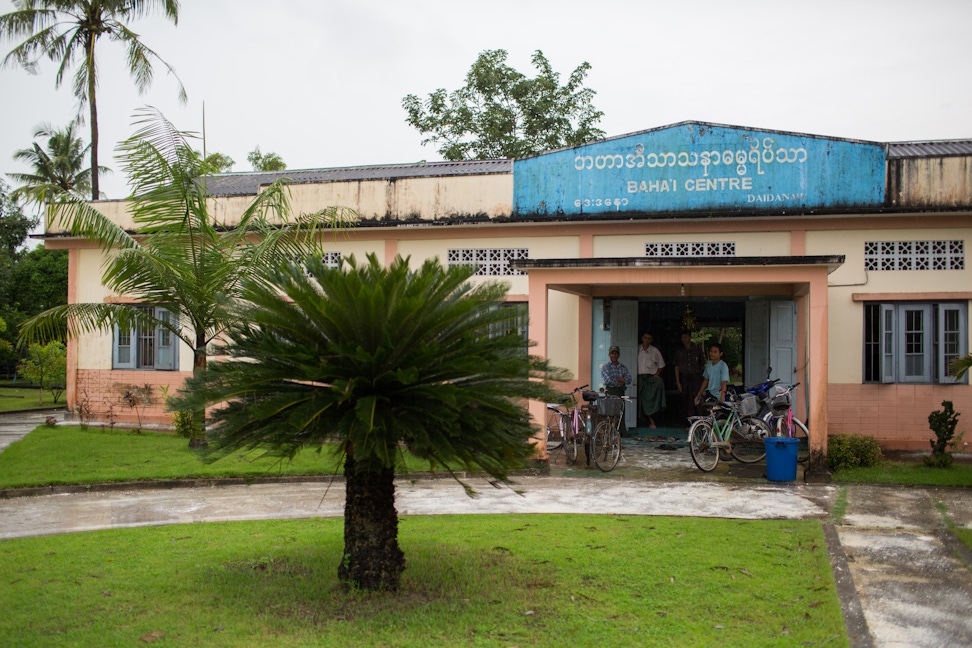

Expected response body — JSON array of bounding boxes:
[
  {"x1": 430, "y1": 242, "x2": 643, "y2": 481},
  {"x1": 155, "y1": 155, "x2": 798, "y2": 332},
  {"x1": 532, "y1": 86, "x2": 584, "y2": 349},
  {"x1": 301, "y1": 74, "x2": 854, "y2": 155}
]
[{"x1": 1, "y1": 412, "x2": 971, "y2": 647}]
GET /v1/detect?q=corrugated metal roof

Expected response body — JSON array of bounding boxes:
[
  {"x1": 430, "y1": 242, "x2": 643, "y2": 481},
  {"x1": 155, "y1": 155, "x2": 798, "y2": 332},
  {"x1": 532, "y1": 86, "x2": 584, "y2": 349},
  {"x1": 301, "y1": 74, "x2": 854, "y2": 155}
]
[
  {"x1": 202, "y1": 159, "x2": 512, "y2": 196},
  {"x1": 888, "y1": 140, "x2": 972, "y2": 159}
]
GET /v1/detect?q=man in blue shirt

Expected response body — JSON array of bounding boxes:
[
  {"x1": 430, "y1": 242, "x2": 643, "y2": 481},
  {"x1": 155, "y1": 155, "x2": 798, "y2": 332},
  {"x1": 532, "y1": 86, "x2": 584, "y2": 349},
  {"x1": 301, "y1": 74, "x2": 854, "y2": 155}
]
[
  {"x1": 601, "y1": 345, "x2": 632, "y2": 396},
  {"x1": 695, "y1": 342, "x2": 729, "y2": 404}
]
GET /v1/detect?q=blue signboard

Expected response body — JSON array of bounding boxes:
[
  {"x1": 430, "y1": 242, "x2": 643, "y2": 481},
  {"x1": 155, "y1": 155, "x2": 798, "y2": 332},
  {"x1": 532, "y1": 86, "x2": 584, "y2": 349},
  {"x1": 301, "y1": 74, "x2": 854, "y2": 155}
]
[{"x1": 512, "y1": 122, "x2": 887, "y2": 216}]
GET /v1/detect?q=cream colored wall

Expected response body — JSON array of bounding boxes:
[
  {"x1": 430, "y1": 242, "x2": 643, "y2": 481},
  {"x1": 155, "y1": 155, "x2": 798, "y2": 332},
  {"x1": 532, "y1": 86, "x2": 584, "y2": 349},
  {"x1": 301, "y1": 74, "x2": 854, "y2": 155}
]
[
  {"x1": 319, "y1": 238, "x2": 383, "y2": 262},
  {"x1": 547, "y1": 291, "x2": 580, "y2": 379},
  {"x1": 592, "y1": 231, "x2": 790, "y2": 256},
  {"x1": 74, "y1": 249, "x2": 195, "y2": 372},
  {"x1": 809, "y1": 227, "x2": 972, "y2": 383},
  {"x1": 51, "y1": 174, "x2": 513, "y2": 234}
]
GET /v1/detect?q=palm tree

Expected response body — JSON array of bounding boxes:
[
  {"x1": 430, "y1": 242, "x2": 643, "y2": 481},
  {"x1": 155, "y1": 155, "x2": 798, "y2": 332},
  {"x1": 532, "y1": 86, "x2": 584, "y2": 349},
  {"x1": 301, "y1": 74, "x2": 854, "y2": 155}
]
[
  {"x1": 0, "y1": 0, "x2": 186, "y2": 201},
  {"x1": 18, "y1": 107, "x2": 356, "y2": 446},
  {"x1": 9, "y1": 121, "x2": 105, "y2": 204},
  {"x1": 172, "y1": 254, "x2": 557, "y2": 591}
]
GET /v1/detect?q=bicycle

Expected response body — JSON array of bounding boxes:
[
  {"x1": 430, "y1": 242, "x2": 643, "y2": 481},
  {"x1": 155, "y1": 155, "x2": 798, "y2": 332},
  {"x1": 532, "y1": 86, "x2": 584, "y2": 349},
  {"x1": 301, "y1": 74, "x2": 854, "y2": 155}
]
[
  {"x1": 765, "y1": 382, "x2": 810, "y2": 464},
  {"x1": 688, "y1": 395, "x2": 772, "y2": 472},
  {"x1": 557, "y1": 385, "x2": 599, "y2": 466},
  {"x1": 544, "y1": 402, "x2": 566, "y2": 450},
  {"x1": 590, "y1": 394, "x2": 631, "y2": 472}
]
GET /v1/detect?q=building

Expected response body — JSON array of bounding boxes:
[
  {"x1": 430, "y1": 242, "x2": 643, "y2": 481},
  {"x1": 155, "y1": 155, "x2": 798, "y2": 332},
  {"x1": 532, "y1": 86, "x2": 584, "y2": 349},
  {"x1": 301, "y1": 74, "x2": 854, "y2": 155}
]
[{"x1": 46, "y1": 121, "x2": 972, "y2": 476}]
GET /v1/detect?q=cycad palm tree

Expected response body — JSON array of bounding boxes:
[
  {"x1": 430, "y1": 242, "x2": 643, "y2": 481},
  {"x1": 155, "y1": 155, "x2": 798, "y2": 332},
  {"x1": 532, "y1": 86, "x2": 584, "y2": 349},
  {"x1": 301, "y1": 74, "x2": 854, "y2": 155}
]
[
  {"x1": 19, "y1": 107, "x2": 356, "y2": 446},
  {"x1": 172, "y1": 254, "x2": 556, "y2": 591},
  {"x1": 0, "y1": 0, "x2": 186, "y2": 200},
  {"x1": 9, "y1": 121, "x2": 105, "y2": 204}
]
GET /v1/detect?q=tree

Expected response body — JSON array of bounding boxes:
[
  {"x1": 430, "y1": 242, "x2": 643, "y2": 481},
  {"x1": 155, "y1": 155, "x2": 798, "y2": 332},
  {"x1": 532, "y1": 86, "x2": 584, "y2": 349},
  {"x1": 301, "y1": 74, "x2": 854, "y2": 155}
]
[
  {"x1": 12, "y1": 244, "x2": 68, "y2": 315},
  {"x1": 18, "y1": 107, "x2": 356, "y2": 445},
  {"x1": 0, "y1": 180, "x2": 36, "y2": 350},
  {"x1": 247, "y1": 146, "x2": 286, "y2": 172},
  {"x1": 10, "y1": 121, "x2": 106, "y2": 204},
  {"x1": 172, "y1": 254, "x2": 557, "y2": 591},
  {"x1": 202, "y1": 151, "x2": 234, "y2": 173},
  {"x1": 0, "y1": 0, "x2": 187, "y2": 201},
  {"x1": 18, "y1": 340, "x2": 66, "y2": 404},
  {"x1": 402, "y1": 49, "x2": 605, "y2": 160}
]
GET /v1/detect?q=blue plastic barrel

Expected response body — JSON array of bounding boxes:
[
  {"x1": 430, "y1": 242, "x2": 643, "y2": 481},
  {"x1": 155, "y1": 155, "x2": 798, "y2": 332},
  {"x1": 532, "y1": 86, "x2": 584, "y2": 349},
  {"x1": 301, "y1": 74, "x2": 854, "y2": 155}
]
[{"x1": 764, "y1": 437, "x2": 800, "y2": 482}]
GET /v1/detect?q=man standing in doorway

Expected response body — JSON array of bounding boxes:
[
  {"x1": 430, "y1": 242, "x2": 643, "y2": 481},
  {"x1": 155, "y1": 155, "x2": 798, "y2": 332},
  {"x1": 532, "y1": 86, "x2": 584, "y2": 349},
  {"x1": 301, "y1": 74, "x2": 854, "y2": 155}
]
[
  {"x1": 674, "y1": 331, "x2": 705, "y2": 426},
  {"x1": 637, "y1": 332, "x2": 666, "y2": 429}
]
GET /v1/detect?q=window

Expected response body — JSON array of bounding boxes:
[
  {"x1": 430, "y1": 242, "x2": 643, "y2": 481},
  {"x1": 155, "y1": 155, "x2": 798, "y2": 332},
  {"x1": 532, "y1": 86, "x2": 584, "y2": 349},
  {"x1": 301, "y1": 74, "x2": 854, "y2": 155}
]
[
  {"x1": 113, "y1": 306, "x2": 178, "y2": 371},
  {"x1": 863, "y1": 302, "x2": 967, "y2": 383},
  {"x1": 645, "y1": 241, "x2": 736, "y2": 257},
  {"x1": 864, "y1": 240, "x2": 964, "y2": 271},
  {"x1": 448, "y1": 248, "x2": 528, "y2": 276}
]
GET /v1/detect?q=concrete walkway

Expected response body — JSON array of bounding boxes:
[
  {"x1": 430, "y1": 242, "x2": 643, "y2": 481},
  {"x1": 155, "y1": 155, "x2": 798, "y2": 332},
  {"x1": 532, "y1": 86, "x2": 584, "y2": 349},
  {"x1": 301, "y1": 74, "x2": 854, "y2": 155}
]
[{"x1": 2, "y1": 411, "x2": 971, "y2": 647}]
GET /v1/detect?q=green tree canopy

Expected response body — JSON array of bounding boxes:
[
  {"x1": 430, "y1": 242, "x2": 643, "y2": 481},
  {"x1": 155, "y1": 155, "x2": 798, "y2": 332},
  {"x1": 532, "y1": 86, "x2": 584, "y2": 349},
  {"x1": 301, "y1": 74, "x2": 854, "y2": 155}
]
[
  {"x1": 18, "y1": 340, "x2": 66, "y2": 404},
  {"x1": 19, "y1": 107, "x2": 356, "y2": 445},
  {"x1": 202, "y1": 151, "x2": 234, "y2": 173},
  {"x1": 403, "y1": 49, "x2": 605, "y2": 160},
  {"x1": 10, "y1": 121, "x2": 107, "y2": 204},
  {"x1": 0, "y1": 0, "x2": 186, "y2": 200},
  {"x1": 247, "y1": 146, "x2": 286, "y2": 172},
  {"x1": 173, "y1": 254, "x2": 557, "y2": 591}
]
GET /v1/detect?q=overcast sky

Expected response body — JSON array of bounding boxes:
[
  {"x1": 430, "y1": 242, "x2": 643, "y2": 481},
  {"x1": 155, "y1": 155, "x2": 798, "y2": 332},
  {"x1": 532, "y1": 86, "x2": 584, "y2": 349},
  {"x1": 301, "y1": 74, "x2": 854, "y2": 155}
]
[{"x1": 2, "y1": 0, "x2": 971, "y2": 203}]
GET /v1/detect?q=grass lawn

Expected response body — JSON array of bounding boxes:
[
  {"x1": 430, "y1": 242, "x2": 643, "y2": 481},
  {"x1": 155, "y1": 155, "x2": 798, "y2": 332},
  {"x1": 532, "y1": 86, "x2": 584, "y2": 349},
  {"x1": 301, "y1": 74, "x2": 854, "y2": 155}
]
[
  {"x1": 830, "y1": 460, "x2": 972, "y2": 488},
  {"x1": 0, "y1": 426, "x2": 458, "y2": 490},
  {"x1": 0, "y1": 514, "x2": 846, "y2": 647},
  {"x1": 0, "y1": 386, "x2": 63, "y2": 412}
]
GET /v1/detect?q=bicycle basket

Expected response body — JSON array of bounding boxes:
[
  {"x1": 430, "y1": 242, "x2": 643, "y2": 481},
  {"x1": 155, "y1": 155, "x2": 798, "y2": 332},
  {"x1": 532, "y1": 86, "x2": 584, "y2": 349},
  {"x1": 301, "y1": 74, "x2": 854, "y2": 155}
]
[
  {"x1": 737, "y1": 393, "x2": 759, "y2": 417},
  {"x1": 769, "y1": 384, "x2": 794, "y2": 409},
  {"x1": 582, "y1": 390, "x2": 600, "y2": 403},
  {"x1": 597, "y1": 397, "x2": 624, "y2": 417}
]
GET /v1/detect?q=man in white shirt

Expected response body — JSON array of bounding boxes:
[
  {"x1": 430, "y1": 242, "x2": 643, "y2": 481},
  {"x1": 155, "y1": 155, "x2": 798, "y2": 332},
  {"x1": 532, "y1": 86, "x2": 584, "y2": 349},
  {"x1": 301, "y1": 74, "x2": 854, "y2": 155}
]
[{"x1": 637, "y1": 332, "x2": 666, "y2": 429}]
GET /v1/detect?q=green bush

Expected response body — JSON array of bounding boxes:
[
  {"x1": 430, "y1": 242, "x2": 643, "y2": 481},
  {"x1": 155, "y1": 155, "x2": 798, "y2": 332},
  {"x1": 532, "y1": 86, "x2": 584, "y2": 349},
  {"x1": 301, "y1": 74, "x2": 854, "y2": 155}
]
[
  {"x1": 925, "y1": 400, "x2": 962, "y2": 468},
  {"x1": 828, "y1": 434, "x2": 884, "y2": 471}
]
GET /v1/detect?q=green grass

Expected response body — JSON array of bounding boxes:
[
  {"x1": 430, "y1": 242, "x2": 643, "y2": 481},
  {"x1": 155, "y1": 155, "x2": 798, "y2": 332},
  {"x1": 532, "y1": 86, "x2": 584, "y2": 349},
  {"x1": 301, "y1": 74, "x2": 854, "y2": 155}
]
[
  {"x1": 954, "y1": 528, "x2": 972, "y2": 554},
  {"x1": 831, "y1": 460, "x2": 972, "y2": 488},
  {"x1": 0, "y1": 426, "x2": 461, "y2": 490},
  {"x1": 0, "y1": 514, "x2": 846, "y2": 647},
  {"x1": 0, "y1": 386, "x2": 62, "y2": 412}
]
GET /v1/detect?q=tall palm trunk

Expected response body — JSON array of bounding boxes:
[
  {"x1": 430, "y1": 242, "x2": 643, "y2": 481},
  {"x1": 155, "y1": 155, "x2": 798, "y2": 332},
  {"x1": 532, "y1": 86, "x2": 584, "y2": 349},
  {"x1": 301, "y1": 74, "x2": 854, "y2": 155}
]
[
  {"x1": 86, "y1": 34, "x2": 99, "y2": 201},
  {"x1": 188, "y1": 335, "x2": 208, "y2": 448},
  {"x1": 339, "y1": 451, "x2": 405, "y2": 591}
]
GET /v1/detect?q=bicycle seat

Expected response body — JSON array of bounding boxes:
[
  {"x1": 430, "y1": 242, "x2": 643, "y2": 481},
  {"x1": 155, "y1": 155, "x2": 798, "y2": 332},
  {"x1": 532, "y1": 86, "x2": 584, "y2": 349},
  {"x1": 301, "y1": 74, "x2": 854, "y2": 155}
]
[{"x1": 582, "y1": 390, "x2": 599, "y2": 402}]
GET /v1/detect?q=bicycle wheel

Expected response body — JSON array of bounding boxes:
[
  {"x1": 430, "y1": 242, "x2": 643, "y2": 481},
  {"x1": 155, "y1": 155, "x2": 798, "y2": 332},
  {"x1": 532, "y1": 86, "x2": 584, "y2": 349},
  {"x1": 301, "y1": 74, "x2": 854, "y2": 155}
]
[
  {"x1": 731, "y1": 417, "x2": 771, "y2": 463},
  {"x1": 544, "y1": 407, "x2": 564, "y2": 450},
  {"x1": 776, "y1": 416, "x2": 811, "y2": 464},
  {"x1": 592, "y1": 420, "x2": 621, "y2": 472},
  {"x1": 689, "y1": 420, "x2": 719, "y2": 472},
  {"x1": 563, "y1": 414, "x2": 579, "y2": 464}
]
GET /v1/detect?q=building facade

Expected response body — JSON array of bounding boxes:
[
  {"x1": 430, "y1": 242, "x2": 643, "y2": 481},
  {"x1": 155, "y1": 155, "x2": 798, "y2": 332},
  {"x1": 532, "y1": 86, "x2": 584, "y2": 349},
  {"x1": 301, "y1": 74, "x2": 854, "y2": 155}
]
[{"x1": 46, "y1": 122, "x2": 972, "y2": 472}]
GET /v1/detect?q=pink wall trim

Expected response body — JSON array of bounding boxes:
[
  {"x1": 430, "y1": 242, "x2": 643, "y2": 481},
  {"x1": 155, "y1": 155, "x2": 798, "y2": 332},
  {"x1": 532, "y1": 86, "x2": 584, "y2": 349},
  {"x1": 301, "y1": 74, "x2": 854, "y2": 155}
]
[
  {"x1": 828, "y1": 383, "x2": 972, "y2": 451},
  {"x1": 74, "y1": 369, "x2": 193, "y2": 426}
]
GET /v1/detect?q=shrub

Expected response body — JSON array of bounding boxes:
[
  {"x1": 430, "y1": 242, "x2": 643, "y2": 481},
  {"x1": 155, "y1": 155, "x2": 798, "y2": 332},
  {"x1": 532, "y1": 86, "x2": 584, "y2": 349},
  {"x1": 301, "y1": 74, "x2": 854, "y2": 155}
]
[
  {"x1": 925, "y1": 401, "x2": 962, "y2": 468},
  {"x1": 828, "y1": 434, "x2": 884, "y2": 472}
]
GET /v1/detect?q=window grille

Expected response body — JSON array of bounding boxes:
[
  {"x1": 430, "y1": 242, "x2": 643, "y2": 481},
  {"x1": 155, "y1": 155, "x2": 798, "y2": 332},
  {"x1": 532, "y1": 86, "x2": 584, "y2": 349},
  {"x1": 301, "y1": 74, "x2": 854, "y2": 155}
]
[
  {"x1": 864, "y1": 240, "x2": 964, "y2": 271},
  {"x1": 645, "y1": 242, "x2": 736, "y2": 257},
  {"x1": 447, "y1": 248, "x2": 528, "y2": 276}
]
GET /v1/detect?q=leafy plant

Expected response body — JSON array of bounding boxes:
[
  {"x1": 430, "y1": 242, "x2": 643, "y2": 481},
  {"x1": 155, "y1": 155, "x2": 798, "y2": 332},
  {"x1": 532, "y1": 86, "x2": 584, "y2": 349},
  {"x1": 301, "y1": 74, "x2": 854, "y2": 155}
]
[
  {"x1": 120, "y1": 383, "x2": 155, "y2": 434},
  {"x1": 925, "y1": 400, "x2": 962, "y2": 468},
  {"x1": 172, "y1": 254, "x2": 558, "y2": 591},
  {"x1": 827, "y1": 434, "x2": 884, "y2": 471},
  {"x1": 16, "y1": 340, "x2": 65, "y2": 405}
]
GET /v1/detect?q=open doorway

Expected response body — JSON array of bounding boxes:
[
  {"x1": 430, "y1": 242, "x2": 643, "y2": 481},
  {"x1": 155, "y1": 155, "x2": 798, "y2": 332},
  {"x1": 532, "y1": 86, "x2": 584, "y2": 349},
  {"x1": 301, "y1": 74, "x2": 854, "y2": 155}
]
[{"x1": 637, "y1": 300, "x2": 744, "y2": 428}]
